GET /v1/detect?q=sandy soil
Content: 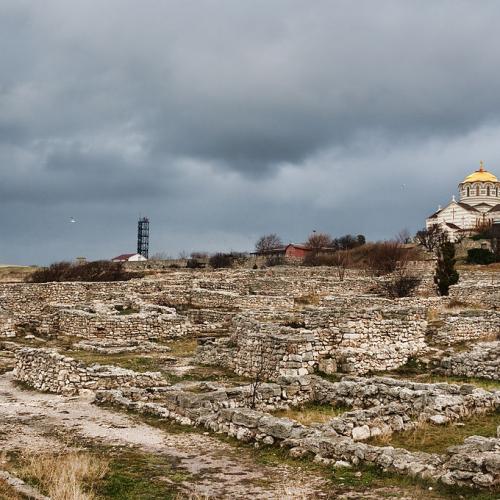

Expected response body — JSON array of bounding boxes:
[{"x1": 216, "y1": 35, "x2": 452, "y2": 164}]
[{"x1": 0, "y1": 372, "x2": 329, "y2": 498}]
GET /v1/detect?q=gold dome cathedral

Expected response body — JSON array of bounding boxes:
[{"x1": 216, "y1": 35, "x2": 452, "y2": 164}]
[
  {"x1": 461, "y1": 161, "x2": 498, "y2": 184},
  {"x1": 426, "y1": 160, "x2": 500, "y2": 241}
]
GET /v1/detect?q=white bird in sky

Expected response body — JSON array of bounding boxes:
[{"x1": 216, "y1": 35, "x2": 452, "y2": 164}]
[{"x1": 69, "y1": 217, "x2": 77, "y2": 223}]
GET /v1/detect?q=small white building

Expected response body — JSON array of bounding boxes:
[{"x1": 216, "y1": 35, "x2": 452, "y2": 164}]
[
  {"x1": 111, "y1": 253, "x2": 147, "y2": 262},
  {"x1": 426, "y1": 162, "x2": 500, "y2": 240}
]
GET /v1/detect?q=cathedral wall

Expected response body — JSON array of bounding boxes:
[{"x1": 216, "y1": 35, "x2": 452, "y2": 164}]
[
  {"x1": 426, "y1": 204, "x2": 478, "y2": 230},
  {"x1": 459, "y1": 181, "x2": 500, "y2": 207}
]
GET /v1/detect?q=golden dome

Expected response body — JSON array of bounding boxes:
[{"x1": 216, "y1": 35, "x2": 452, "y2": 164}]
[{"x1": 461, "y1": 161, "x2": 498, "y2": 184}]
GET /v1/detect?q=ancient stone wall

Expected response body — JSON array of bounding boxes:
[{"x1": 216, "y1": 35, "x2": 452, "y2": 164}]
[
  {"x1": 94, "y1": 374, "x2": 500, "y2": 490},
  {"x1": 14, "y1": 347, "x2": 166, "y2": 395},
  {"x1": 436, "y1": 342, "x2": 499, "y2": 380},
  {"x1": 448, "y1": 280, "x2": 500, "y2": 310},
  {"x1": 311, "y1": 375, "x2": 498, "y2": 420},
  {"x1": 428, "y1": 309, "x2": 500, "y2": 345},
  {"x1": 197, "y1": 299, "x2": 429, "y2": 377},
  {"x1": 55, "y1": 305, "x2": 188, "y2": 341}
]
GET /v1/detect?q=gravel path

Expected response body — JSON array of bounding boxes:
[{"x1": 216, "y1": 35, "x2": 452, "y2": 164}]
[{"x1": 0, "y1": 372, "x2": 328, "y2": 498}]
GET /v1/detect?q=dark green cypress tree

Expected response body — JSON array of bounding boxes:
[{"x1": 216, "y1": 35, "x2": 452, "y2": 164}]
[{"x1": 434, "y1": 241, "x2": 459, "y2": 296}]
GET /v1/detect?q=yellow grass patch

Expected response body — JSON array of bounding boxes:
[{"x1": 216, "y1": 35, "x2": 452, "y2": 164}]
[{"x1": 18, "y1": 450, "x2": 108, "y2": 500}]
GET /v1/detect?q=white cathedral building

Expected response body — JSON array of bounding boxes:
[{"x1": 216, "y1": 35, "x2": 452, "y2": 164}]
[{"x1": 426, "y1": 161, "x2": 500, "y2": 240}]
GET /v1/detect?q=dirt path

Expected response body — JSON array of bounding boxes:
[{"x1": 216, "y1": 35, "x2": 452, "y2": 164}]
[{"x1": 0, "y1": 373, "x2": 328, "y2": 498}]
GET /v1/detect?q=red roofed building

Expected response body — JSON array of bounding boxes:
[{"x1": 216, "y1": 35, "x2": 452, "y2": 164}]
[
  {"x1": 254, "y1": 243, "x2": 310, "y2": 257},
  {"x1": 111, "y1": 253, "x2": 147, "y2": 262}
]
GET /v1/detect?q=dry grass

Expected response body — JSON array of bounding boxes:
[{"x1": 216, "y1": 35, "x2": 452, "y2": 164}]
[
  {"x1": 273, "y1": 402, "x2": 348, "y2": 425},
  {"x1": 294, "y1": 293, "x2": 321, "y2": 307},
  {"x1": 166, "y1": 338, "x2": 198, "y2": 357},
  {"x1": 368, "y1": 409, "x2": 500, "y2": 454},
  {"x1": 18, "y1": 450, "x2": 108, "y2": 500},
  {"x1": 0, "y1": 479, "x2": 23, "y2": 500},
  {"x1": 412, "y1": 373, "x2": 500, "y2": 391},
  {"x1": 457, "y1": 262, "x2": 500, "y2": 273},
  {"x1": 445, "y1": 298, "x2": 485, "y2": 312},
  {"x1": 426, "y1": 308, "x2": 440, "y2": 321}
]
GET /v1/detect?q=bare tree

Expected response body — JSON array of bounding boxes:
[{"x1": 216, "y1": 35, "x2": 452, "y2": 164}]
[
  {"x1": 365, "y1": 241, "x2": 403, "y2": 275},
  {"x1": 255, "y1": 233, "x2": 283, "y2": 254},
  {"x1": 415, "y1": 225, "x2": 448, "y2": 253},
  {"x1": 336, "y1": 234, "x2": 358, "y2": 250},
  {"x1": 306, "y1": 232, "x2": 333, "y2": 252},
  {"x1": 373, "y1": 243, "x2": 422, "y2": 298},
  {"x1": 149, "y1": 251, "x2": 171, "y2": 260},
  {"x1": 396, "y1": 228, "x2": 412, "y2": 244},
  {"x1": 190, "y1": 251, "x2": 209, "y2": 259},
  {"x1": 331, "y1": 250, "x2": 352, "y2": 281}
]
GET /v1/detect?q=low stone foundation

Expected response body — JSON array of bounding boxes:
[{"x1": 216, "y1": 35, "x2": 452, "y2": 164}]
[
  {"x1": 428, "y1": 310, "x2": 500, "y2": 346},
  {"x1": 95, "y1": 375, "x2": 500, "y2": 490},
  {"x1": 436, "y1": 342, "x2": 500, "y2": 380},
  {"x1": 196, "y1": 301, "x2": 429, "y2": 377},
  {"x1": 14, "y1": 348, "x2": 167, "y2": 395}
]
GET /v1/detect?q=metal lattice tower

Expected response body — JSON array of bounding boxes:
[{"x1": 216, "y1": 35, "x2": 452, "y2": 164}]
[{"x1": 137, "y1": 217, "x2": 150, "y2": 259}]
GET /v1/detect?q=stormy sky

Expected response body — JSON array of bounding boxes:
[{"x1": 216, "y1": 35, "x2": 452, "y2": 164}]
[{"x1": 2, "y1": 0, "x2": 500, "y2": 265}]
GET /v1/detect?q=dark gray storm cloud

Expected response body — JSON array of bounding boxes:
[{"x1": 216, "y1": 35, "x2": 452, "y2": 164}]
[{"x1": 2, "y1": 0, "x2": 500, "y2": 264}]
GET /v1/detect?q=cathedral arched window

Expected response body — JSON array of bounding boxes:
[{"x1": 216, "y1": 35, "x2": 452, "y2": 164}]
[
  {"x1": 487, "y1": 186, "x2": 491, "y2": 196},
  {"x1": 466, "y1": 186, "x2": 470, "y2": 197},
  {"x1": 476, "y1": 185, "x2": 480, "y2": 196}
]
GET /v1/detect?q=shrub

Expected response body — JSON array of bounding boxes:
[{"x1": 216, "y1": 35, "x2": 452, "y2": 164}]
[
  {"x1": 186, "y1": 258, "x2": 204, "y2": 269},
  {"x1": 283, "y1": 320, "x2": 306, "y2": 329},
  {"x1": 364, "y1": 241, "x2": 414, "y2": 276},
  {"x1": 466, "y1": 248, "x2": 496, "y2": 265},
  {"x1": 303, "y1": 251, "x2": 352, "y2": 279},
  {"x1": 228, "y1": 251, "x2": 248, "y2": 265},
  {"x1": 379, "y1": 275, "x2": 422, "y2": 298},
  {"x1": 302, "y1": 252, "x2": 335, "y2": 266},
  {"x1": 209, "y1": 253, "x2": 233, "y2": 268},
  {"x1": 190, "y1": 251, "x2": 209, "y2": 259},
  {"x1": 294, "y1": 293, "x2": 321, "y2": 306},
  {"x1": 265, "y1": 255, "x2": 286, "y2": 266},
  {"x1": 434, "y1": 242, "x2": 459, "y2": 296},
  {"x1": 28, "y1": 261, "x2": 141, "y2": 283}
]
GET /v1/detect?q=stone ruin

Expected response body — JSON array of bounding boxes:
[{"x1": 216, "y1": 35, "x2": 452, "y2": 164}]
[
  {"x1": 14, "y1": 346, "x2": 498, "y2": 489},
  {"x1": 0, "y1": 265, "x2": 499, "y2": 491}
]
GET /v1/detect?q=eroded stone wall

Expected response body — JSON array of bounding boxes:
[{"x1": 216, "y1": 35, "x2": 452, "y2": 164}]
[
  {"x1": 436, "y1": 342, "x2": 500, "y2": 380},
  {"x1": 428, "y1": 310, "x2": 500, "y2": 345},
  {"x1": 14, "y1": 347, "x2": 166, "y2": 395},
  {"x1": 197, "y1": 299, "x2": 429, "y2": 377}
]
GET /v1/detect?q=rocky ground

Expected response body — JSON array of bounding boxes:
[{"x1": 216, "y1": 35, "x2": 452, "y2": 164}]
[
  {"x1": 0, "y1": 373, "x2": 328, "y2": 498},
  {"x1": 0, "y1": 265, "x2": 498, "y2": 498},
  {"x1": 0, "y1": 371, "x2": 462, "y2": 499}
]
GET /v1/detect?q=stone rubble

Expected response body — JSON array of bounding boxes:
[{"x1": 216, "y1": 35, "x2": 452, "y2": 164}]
[{"x1": 1, "y1": 265, "x2": 499, "y2": 492}]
